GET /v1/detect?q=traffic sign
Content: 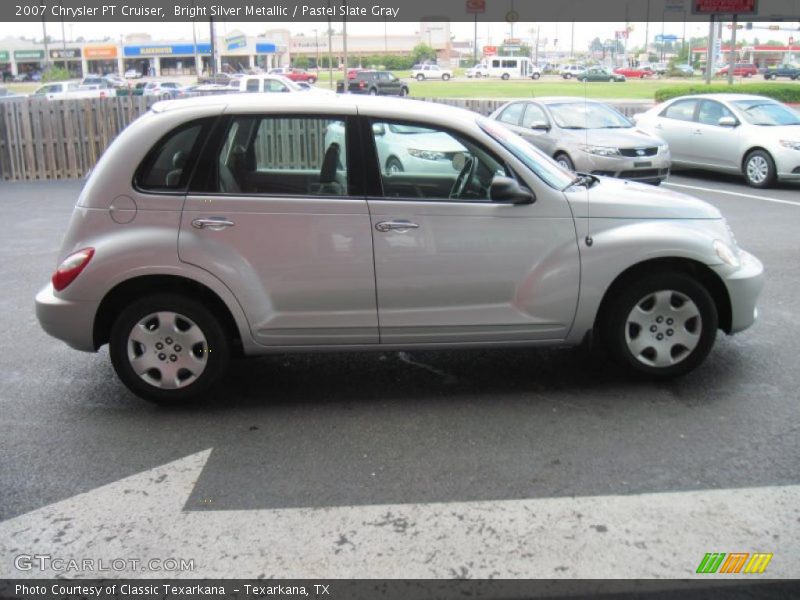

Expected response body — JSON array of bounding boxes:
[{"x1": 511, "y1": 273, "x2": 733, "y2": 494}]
[{"x1": 483, "y1": 45, "x2": 498, "y2": 56}]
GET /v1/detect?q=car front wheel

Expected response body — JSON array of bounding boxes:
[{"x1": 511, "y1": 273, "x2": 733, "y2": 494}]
[
  {"x1": 743, "y1": 149, "x2": 776, "y2": 188},
  {"x1": 416, "y1": 74, "x2": 424, "y2": 81},
  {"x1": 554, "y1": 153, "x2": 575, "y2": 171},
  {"x1": 603, "y1": 273, "x2": 718, "y2": 378},
  {"x1": 109, "y1": 293, "x2": 230, "y2": 404},
  {"x1": 532, "y1": 73, "x2": 541, "y2": 80},
  {"x1": 442, "y1": 73, "x2": 450, "y2": 81}
]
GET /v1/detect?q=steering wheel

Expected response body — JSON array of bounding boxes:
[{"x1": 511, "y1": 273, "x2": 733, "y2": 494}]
[{"x1": 449, "y1": 156, "x2": 477, "y2": 199}]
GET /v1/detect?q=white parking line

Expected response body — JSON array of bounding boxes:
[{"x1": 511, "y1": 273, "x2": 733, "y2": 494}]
[
  {"x1": 1, "y1": 449, "x2": 798, "y2": 578},
  {"x1": 665, "y1": 182, "x2": 800, "y2": 207}
]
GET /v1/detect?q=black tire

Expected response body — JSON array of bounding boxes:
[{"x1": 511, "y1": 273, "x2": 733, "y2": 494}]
[
  {"x1": 109, "y1": 293, "x2": 230, "y2": 404},
  {"x1": 308, "y1": 77, "x2": 317, "y2": 84},
  {"x1": 399, "y1": 86, "x2": 408, "y2": 96},
  {"x1": 475, "y1": 72, "x2": 482, "y2": 78},
  {"x1": 416, "y1": 73, "x2": 424, "y2": 81},
  {"x1": 601, "y1": 272, "x2": 718, "y2": 378},
  {"x1": 369, "y1": 87, "x2": 378, "y2": 95},
  {"x1": 385, "y1": 157, "x2": 404, "y2": 175},
  {"x1": 532, "y1": 72, "x2": 541, "y2": 80},
  {"x1": 501, "y1": 73, "x2": 510, "y2": 80},
  {"x1": 743, "y1": 149, "x2": 777, "y2": 188},
  {"x1": 442, "y1": 73, "x2": 450, "y2": 81},
  {"x1": 554, "y1": 153, "x2": 575, "y2": 171},
  {"x1": 564, "y1": 73, "x2": 572, "y2": 79},
  {"x1": 609, "y1": 77, "x2": 615, "y2": 82}
]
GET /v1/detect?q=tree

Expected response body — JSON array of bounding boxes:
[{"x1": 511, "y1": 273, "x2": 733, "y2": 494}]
[
  {"x1": 589, "y1": 37, "x2": 604, "y2": 53},
  {"x1": 411, "y1": 43, "x2": 436, "y2": 64}
]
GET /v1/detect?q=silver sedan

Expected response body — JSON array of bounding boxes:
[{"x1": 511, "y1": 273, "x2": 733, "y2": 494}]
[
  {"x1": 490, "y1": 97, "x2": 671, "y2": 185},
  {"x1": 634, "y1": 93, "x2": 800, "y2": 188}
]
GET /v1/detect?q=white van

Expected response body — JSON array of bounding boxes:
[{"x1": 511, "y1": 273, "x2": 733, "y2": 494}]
[{"x1": 481, "y1": 57, "x2": 542, "y2": 80}]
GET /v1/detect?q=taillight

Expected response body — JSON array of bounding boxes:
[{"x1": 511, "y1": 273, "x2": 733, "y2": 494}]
[
  {"x1": 52, "y1": 248, "x2": 94, "y2": 291},
  {"x1": 359, "y1": 81, "x2": 365, "y2": 88}
]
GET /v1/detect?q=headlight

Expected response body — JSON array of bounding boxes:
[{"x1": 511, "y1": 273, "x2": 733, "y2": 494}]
[
  {"x1": 714, "y1": 240, "x2": 740, "y2": 268},
  {"x1": 579, "y1": 145, "x2": 621, "y2": 157},
  {"x1": 408, "y1": 148, "x2": 447, "y2": 161},
  {"x1": 779, "y1": 140, "x2": 800, "y2": 151}
]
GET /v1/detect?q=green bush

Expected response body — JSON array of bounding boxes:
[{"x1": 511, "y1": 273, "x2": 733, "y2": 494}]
[
  {"x1": 41, "y1": 66, "x2": 70, "y2": 82},
  {"x1": 654, "y1": 84, "x2": 800, "y2": 103}
]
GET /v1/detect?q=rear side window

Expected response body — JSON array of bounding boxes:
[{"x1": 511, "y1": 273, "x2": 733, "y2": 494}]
[
  {"x1": 135, "y1": 118, "x2": 212, "y2": 191},
  {"x1": 499, "y1": 103, "x2": 524, "y2": 125},
  {"x1": 661, "y1": 99, "x2": 697, "y2": 122}
]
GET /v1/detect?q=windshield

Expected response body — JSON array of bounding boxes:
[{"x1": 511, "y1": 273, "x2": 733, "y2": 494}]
[
  {"x1": 477, "y1": 116, "x2": 574, "y2": 190},
  {"x1": 548, "y1": 102, "x2": 633, "y2": 129},
  {"x1": 732, "y1": 99, "x2": 800, "y2": 126}
]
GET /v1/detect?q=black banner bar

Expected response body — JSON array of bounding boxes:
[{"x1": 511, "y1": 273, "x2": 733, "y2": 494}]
[
  {"x1": 2, "y1": 580, "x2": 800, "y2": 600},
  {"x1": 2, "y1": 0, "x2": 800, "y2": 22}
]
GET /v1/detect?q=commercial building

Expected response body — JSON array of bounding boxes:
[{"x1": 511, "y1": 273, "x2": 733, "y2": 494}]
[{"x1": 691, "y1": 43, "x2": 800, "y2": 68}]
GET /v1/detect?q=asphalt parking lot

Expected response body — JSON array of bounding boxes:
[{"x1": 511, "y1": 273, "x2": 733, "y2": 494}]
[{"x1": 0, "y1": 171, "x2": 798, "y2": 580}]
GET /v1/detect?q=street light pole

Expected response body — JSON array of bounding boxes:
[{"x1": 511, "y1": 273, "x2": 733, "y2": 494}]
[{"x1": 209, "y1": 17, "x2": 216, "y2": 76}]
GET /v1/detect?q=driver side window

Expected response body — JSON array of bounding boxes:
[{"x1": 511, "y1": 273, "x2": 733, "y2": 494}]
[{"x1": 370, "y1": 120, "x2": 508, "y2": 202}]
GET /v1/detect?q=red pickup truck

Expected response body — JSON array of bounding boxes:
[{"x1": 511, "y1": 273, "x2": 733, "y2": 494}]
[
  {"x1": 613, "y1": 66, "x2": 654, "y2": 79},
  {"x1": 268, "y1": 67, "x2": 318, "y2": 84}
]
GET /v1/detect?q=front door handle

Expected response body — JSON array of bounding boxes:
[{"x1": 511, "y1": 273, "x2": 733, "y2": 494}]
[
  {"x1": 192, "y1": 217, "x2": 235, "y2": 231},
  {"x1": 375, "y1": 220, "x2": 420, "y2": 233},
  {"x1": 692, "y1": 129, "x2": 703, "y2": 135}
]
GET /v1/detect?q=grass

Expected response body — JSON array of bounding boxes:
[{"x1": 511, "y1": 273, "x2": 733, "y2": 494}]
[{"x1": 407, "y1": 78, "x2": 700, "y2": 100}]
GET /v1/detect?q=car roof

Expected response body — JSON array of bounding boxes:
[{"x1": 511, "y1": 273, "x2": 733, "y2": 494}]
[
  {"x1": 528, "y1": 96, "x2": 607, "y2": 105},
  {"x1": 667, "y1": 93, "x2": 773, "y2": 102},
  {"x1": 151, "y1": 93, "x2": 481, "y2": 126}
]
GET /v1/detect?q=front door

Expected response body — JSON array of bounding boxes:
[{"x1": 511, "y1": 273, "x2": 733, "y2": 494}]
[
  {"x1": 365, "y1": 119, "x2": 580, "y2": 344},
  {"x1": 689, "y1": 99, "x2": 741, "y2": 169},
  {"x1": 179, "y1": 113, "x2": 378, "y2": 347}
]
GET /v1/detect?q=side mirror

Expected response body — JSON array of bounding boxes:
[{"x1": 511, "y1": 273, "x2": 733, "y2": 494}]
[
  {"x1": 530, "y1": 121, "x2": 550, "y2": 131},
  {"x1": 372, "y1": 123, "x2": 386, "y2": 136},
  {"x1": 490, "y1": 176, "x2": 535, "y2": 205},
  {"x1": 718, "y1": 116, "x2": 738, "y2": 127}
]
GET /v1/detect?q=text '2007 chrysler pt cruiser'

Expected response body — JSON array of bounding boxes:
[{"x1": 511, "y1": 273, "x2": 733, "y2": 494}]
[{"x1": 35, "y1": 94, "x2": 764, "y2": 403}]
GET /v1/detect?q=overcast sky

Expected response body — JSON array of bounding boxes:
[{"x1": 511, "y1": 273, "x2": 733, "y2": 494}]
[{"x1": 2, "y1": 20, "x2": 797, "y2": 50}]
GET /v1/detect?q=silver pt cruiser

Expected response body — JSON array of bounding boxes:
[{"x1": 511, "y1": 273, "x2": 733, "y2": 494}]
[{"x1": 35, "y1": 94, "x2": 764, "y2": 403}]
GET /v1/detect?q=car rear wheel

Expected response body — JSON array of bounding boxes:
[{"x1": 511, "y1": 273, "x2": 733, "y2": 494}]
[
  {"x1": 416, "y1": 74, "x2": 424, "y2": 81},
  {"x1": 308, "y1": 76, "x2": 317, "y2": 84},
  {"x1": 532, "y1": 73, "x2": 541, "y2": 80},
  {"x1": 609, "y1": 77, "x2": 615, "y2": 82},
  {"x1": 442, "y1": 73, "x2": 450, "y2": 81},
  {"x1": 501, "y1": 73, "x2": 510, "y2": 80},
  {"x1": 602, "y1": 273, "x2": 718, "y2": 378},
  {"x1": 399, "y1": 86, "x2": 408, "y2": 96},
  {"x1": 109, "y1": 293, "x2": 230, "y2": 404},
  {"x1": 369, "y1": 87, "x2": 378, "y2": 95},
  {"x1": 743, "y1": 149, "x2": 776, "y2": 188},
  {"x1": 554, "y1": 153, "x2": 575, "y2": 171},
  {"x1": 475, "y1": 72, "x2": 482, "y2": 78},
  {"x1": 564, "y1": 73, "x2": 572, "y2": 79}
]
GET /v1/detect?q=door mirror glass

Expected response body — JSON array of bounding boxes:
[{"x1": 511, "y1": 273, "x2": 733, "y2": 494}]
[
  {"x1": 490, "y1": 176, "x2": 535, "y2": 205},
  {"x1": 718, "y1": 116, "x2": 738, "y2": 127}
]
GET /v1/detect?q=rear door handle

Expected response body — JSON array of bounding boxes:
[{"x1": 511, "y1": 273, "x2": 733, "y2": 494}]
[
  {"x1": 375, "y1": 220, "x2": 420, "y2": 233},
  {"x1": 192, "y1": 217, "x2": 235, "y2": 230}
]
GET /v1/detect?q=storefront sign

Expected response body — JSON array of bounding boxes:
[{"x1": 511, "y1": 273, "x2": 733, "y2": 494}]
[
  {"x1": 50, "y1": 48, "x2": 81, "y2": 59},
  {"x1": 225, "y1": 32, "x2": 247, "y2": 51},
  {"x1": 255, "y1": 42, "x2": 277, "y2": 53},
  {"x1": 0, "y1": 51, "x2": 9, "y2": 62},
  {"x1": 692, "y1": 0, "x2": 758, "y2": 14},
  {"x1": 125, "y1": 44, "x2": 211, "y2": 57},
  {"x1": 84, "y1": 46, "x2": 117, "y2": 59},
  {"x1": 14, "y1": 49, "x2": 45, "y2": 60}
]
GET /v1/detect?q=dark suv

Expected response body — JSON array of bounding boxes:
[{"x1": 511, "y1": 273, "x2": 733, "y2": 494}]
[{"x1": 336, "y1": 71, "x2": 409, "y2": 96}]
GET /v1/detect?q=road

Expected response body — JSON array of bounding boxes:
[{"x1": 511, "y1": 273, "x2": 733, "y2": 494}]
[{"x1": 0, "y1": 171, "x2": 798, "y2": 581}]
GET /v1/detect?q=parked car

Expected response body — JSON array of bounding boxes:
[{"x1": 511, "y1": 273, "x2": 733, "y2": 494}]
[
  {"x1": 142, "y1": 81, "x2": 182, "y2": 98},
  {"x1": 237, "y1": 74, "x2": 333, "y2": 95},
  {"x1": 269, "y1": 67, "x2": 318, "y2": 83},
  {"x1": 465, "y1": 63, "x2": 490, "y2": 78},
  {"x1": 762, "y1": 64, "x2": 800, "y2": 80},
  {"x1": 614, "y1": 66, "x2": 654, "y2": 79},
  {"x1": 672, "y1": 64, "x2": 695, "y2": 77},
  {"x1": 715, "y1": 63, "x2": 758, "y2": 78},
  {"x1": 560, "y1": 64, "x2": 587, "y2": 79},
  {"x1": 103, "y1": 74, "x2": 127, "y2": 87},
  {"x1": 649, "y1": 62, "x2": 669, "y2": 75},
  {"x1": 578, "y1": 67, "x2": 626, "y2": 82},
  {"x1": 124, "y1": 69, "x2": 142, "y2": 79},
  {"x1": 336, "y1": 70, "x2": 409, "y2": 96},
  {"x1": 0, "y1": 86, "x2": 25, "y2": 101},
  {"x1": 35, "y1": 93, "x2": 763, "y2": 403},
  {"x1": 80, "y1": 76, "x2": 114, "y2": 90},
  {"x1": 634, "y1": 93, "x2": 800, "y2": 188},
  {"x1": 490, "y1": 97, "x2": 670, "y2": 184},
  {"x1": 33, "y1": 81, "x2": 116, "y2": 100},
  {"x1": 411, "y1": 64, "x2": 453, "y2": 81}
]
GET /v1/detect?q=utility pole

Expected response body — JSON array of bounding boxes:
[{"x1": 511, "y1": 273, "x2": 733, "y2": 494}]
[
  {"x1": 342, "y1": 0, "x2": 348, "y2": 89},
  {"x1": 645, "y1": 0, "x2": 651, "y2": 62},
  {"x1": 42, "y1": 16, "x2": 50, "y2": 71},
  {"x1": 473, "y1": 14, "x2": 478, "y2": 64},
  {"x1": 209, "y1": 17, "x2": 216, "y2": 76},
  {"x1": 727, "y1": 14, "x2": 737, "y2": 85},
  {"x1": 705, "y1": 15, "x2": 714, "y2": 84}
]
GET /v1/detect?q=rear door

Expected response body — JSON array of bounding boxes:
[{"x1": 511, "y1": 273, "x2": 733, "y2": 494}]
[
  {"x1": 179, "y1": 112, "x2": 378, "y2": 347},
  {"x1": 363, "y1": 117, "x2": 580, "y2": 344}
]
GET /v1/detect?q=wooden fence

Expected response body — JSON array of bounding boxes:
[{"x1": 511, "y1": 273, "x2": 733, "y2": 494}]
[
  {"x1": 0, "y1": 96, "x2": 654, "y2": 182},
  {"x1": 0, "y1": 96, "x2": 158, "y2": 182}
]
